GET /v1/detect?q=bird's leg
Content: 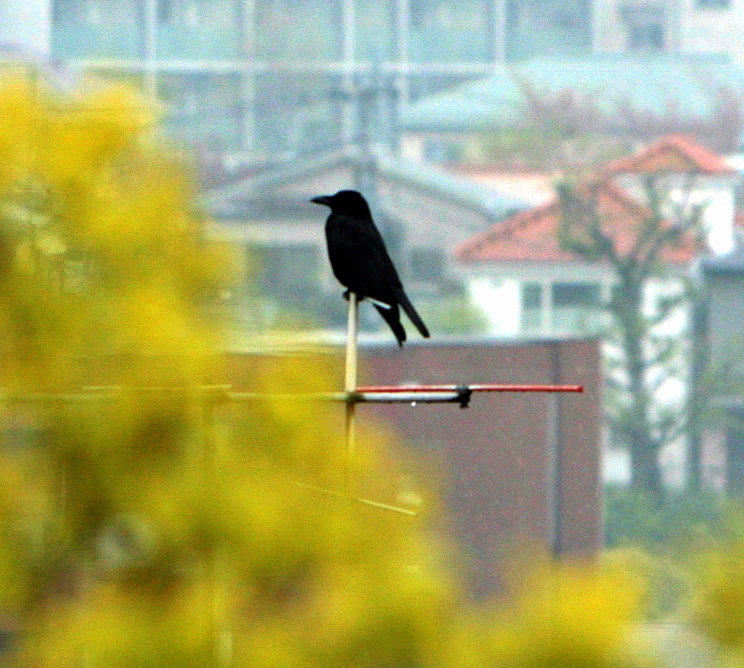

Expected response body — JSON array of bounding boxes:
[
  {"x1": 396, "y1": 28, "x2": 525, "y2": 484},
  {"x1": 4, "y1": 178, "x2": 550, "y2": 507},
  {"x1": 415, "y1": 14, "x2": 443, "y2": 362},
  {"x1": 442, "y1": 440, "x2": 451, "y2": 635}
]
[{"x1": 343, "y1": 290, "x2": 364, "y2": 302}]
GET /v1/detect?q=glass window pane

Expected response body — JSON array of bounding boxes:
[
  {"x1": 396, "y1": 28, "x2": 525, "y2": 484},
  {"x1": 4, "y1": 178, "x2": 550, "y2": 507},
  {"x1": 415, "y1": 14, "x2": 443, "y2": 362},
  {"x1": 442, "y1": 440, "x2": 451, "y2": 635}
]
[
  {"x1": 158, "y1": 73, "x2": 245, "y2": 152},
  {"x1": 253, "y1": 73, "x2": 344, "y2": 155},
  {"x1": 522, "y1": 283, "x2": 542, "y2": 308},
  {"x1": 355, "y1": 0, "x2": 396, "y2": 60},
  {"x1": 156, "y1": 0, "x2": 243, "y2": 59},
  {"x1": 52, "y1": 0, "x2": 146, "y2": 58},
  {"x1": 409, "y1": 0, "x2": 493, "y2": 63},
  {"x1": 255, "y1": 0, "x2": 342, "y2": 61},
  {"x1": 551, "y1": 282, "x2": 603, "y2": 333},
  {"x1": 697, "y1": 0, "x2": 731, "y2": 7},
  {"x1": 521, "y1": 283, "x2": 543, "y2": 331},
  {"x1": 552, "y1": 282, "x2": 601, "y2": 308},
  {"x1": 505, "y1": 0, "x2": 591, "y2": 60}
]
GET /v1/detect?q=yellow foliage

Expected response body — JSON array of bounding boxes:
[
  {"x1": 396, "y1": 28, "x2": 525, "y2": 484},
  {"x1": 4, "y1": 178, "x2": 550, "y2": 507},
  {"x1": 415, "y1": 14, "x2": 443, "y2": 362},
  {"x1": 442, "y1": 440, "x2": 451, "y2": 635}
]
[
  {"x1": 0, "y1": 70, "x2": 657, "y2": 668},
  {"x1": 604, "y1": 547, "x2": 693, "y2": 620},
  {"x1": 692, "y1": 539, "x2": 744, "y2": 652},
  {"x1": 472, "y1": 562, "x2": 653, "y2": 668},
  {"x1": 0, "y1": 78, "x2": 41, "y2": 190}
]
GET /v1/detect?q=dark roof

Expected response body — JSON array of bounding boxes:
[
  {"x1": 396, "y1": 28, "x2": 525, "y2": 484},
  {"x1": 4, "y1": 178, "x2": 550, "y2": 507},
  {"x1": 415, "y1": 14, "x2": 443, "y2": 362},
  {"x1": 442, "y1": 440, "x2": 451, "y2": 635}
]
[{"x1": 200, "y1": 149, "x2": 527, "y2": 220}]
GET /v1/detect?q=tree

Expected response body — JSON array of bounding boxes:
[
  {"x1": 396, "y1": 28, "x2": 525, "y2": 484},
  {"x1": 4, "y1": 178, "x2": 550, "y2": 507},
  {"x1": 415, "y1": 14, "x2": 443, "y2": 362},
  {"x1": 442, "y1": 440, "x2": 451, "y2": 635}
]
[
  {"x1": 0, "y1": 70, "x2": 465, "y2": 668},
  {"x1": 481, "y1": 80, "x2": 744, "y2": 172},
  {"x1": 557, "y1": 176, "x2": 704, "y2": 500},
  {"x1": 0, "y1": 69, "x2": 657, "y2": 668}
]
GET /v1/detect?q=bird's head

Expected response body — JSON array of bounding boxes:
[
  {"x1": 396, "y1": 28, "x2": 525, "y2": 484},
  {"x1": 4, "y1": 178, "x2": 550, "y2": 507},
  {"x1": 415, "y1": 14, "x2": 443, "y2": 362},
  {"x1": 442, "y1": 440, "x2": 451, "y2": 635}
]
[{"x1": 311, "y1": 190, "x2": 372, "y2": 217}]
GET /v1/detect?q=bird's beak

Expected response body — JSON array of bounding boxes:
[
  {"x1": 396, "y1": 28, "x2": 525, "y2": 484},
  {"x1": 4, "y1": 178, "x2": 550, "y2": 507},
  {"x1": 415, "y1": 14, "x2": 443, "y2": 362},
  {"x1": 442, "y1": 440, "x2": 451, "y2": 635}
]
[{"x1": 311, "y1": 195, "x2": 332, "y2": 206}]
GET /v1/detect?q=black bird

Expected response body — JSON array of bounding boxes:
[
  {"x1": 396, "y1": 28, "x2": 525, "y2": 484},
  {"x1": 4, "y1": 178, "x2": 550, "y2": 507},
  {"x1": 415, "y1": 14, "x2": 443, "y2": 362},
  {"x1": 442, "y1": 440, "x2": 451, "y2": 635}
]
[{"x1": 311, "y1": 190, "x2": 430, "y2": 346}]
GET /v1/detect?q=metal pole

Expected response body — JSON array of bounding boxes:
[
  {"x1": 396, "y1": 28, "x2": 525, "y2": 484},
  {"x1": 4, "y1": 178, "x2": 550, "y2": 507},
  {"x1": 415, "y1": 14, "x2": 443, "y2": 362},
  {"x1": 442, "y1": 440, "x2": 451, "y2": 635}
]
[
  {"x1": 197, "y1": 392, "x2": 232, "y2": 668},
  {"x1": 14, "y1": 383, "x2": 584, "y2": 406},
  {"x1": 344, "y1": 292, "x2": 358, "y2": 489},
  {"x1": 355, "y1": 383, "x2": 584, "y2": 394},
  {"x1": 546, "y1": 393, "x2": 562, "y2": 556},
  {"x1": 547, "y1": 343, "x2": 564, "y2": 557}
]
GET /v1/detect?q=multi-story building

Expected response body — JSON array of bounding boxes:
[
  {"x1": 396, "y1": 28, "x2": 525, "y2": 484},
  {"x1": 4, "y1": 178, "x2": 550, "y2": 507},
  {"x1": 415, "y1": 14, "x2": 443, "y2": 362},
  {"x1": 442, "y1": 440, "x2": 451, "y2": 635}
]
[
  {"x1": 1, "y1": 0, "x2": 593, "y2": 159},
  {"x1": 2, "y1": 1, "x2": 742, "y2": 160}
]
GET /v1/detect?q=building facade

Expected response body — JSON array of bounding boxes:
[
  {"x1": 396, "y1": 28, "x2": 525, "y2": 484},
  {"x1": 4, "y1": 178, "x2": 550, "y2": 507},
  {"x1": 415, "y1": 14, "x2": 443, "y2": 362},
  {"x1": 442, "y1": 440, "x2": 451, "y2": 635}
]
[
  {"x1": 594, "y1": 0, "x2": 744, "y2": 58},
  {"x1": 1, "y1": 0, "x2": 594, "y2": 159},
  {"x1": 3, "y1": 1, "x2": 743, "y2": 162},
  {"x1": 455, "y1": 134, "x2": 740, "y2": 338}
]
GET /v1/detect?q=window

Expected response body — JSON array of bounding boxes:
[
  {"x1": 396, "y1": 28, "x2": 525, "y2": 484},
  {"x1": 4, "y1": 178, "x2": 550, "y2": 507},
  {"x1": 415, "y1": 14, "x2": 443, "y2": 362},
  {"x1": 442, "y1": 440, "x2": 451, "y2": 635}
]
[
  {"x1": 506, "y1": 0, "x2": 591, "y2": 59},
  {"x1": 735, "y1": 181, "x2": 744, "y2": 209},
  {"x1": 55, "y1": 0, "x2": 143, "y2": 24},
  {"x1": 254, "y1": 73, "x2": 344, "y2": 155},
  {"x1": 158, "y1": 73, "x2": 244, "y2": 150},
  {"x1": 410, "y1": 0, "x2": 427, "y2": 28},
  {"x1": 627, "y1": 23, "x2": 664, "y2": 50},
  {"x1": 158, "y1": 0, "x2": 232, "y2": 26},
  {"x1": 552, "y1": 282, "x2": 603, "y2": 332},
  {"x1": 255, "y1": 0, "x2": 342, "y2": 60},
  {"x1": 522, "y1": 283, "x2": 542, "y2": 309},
  {"x1": 355, "y1": 0, "x2": 396, "y2": 60},
  {"x1": 697, "y1": 0, "x2": 731, "y2": 8},
  {"x1": 521, "y1": 283, "x2": 543, "y2": 330},
  {"x1": 553, "y1": 283, "x2": 601, "y2": 308},
  {"x1": 157, "y1": 0, "x2": 173, "y2": 22}
]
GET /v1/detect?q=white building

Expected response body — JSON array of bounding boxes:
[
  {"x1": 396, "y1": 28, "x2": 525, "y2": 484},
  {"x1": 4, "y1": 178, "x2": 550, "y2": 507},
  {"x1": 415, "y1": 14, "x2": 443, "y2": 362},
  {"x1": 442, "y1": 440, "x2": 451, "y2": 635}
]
[
  {"x1": 455, "y1": 134, "x2": 740, "y2": 338},
  {"x1": 594, "y1": 0, "x2": 744, "y2": 58}
]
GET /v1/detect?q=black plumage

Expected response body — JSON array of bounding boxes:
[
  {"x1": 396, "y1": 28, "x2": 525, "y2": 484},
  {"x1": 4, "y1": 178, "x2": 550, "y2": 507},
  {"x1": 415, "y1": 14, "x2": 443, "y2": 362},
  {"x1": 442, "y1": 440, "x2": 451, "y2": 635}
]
[{"x1": 311, "y1": 189, "x2": 430, "y2": 346}]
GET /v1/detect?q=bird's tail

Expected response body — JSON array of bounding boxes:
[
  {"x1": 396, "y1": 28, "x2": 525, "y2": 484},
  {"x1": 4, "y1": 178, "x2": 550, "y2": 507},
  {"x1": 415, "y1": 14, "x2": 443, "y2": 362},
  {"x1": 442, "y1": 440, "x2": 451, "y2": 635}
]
[
  {"x1": 374, "y1": 303, "x2": 406, "y2": 347},
  {"x1": 394, "y1": 287, "x2": 430, "y2": 339}
]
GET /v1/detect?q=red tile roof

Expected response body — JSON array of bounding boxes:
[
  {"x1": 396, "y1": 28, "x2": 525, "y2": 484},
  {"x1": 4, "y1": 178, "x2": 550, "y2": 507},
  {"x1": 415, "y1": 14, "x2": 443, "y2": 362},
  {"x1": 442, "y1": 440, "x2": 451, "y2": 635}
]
[
  {"x1": 603, "y1": 134, "x2": 735, "y2": 176},
  {"x1": 456, "y1": 134, "x2": 730, "y2": 265},
  {"x1": 456, "y1": 181, "x2": 698, "y2": 265}
]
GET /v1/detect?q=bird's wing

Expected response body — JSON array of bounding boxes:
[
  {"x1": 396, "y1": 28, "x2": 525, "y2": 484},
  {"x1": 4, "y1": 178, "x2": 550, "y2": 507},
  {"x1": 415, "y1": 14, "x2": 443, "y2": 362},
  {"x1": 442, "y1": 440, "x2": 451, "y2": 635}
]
[
  {"x1": 326, "y1": 213, "x2": 401, "y2": 304},
  {"x1": 325, "y1": 210, "x2": 430, "y2": 342}
]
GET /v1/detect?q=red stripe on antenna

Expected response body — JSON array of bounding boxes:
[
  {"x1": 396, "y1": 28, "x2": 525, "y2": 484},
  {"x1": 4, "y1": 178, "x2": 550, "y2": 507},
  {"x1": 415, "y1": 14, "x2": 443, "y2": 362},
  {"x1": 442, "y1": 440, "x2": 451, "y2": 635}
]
[{"x1": 356, "y1": 384, "x2": 583, "y2": 394}]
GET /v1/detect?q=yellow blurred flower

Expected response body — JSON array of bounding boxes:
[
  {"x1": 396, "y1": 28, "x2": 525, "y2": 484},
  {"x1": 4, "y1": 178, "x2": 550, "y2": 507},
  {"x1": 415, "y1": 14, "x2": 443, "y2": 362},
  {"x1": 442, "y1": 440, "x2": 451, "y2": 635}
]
[
  {"x1": 692, "y1": 540, "x2": 744, "y2": 651},
  {"x1": 477, "y1": 561, "x2": 652, "y2": 668},
  {"x1": 0, "y1": 66, "x2": 662, "y2": 668}
]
